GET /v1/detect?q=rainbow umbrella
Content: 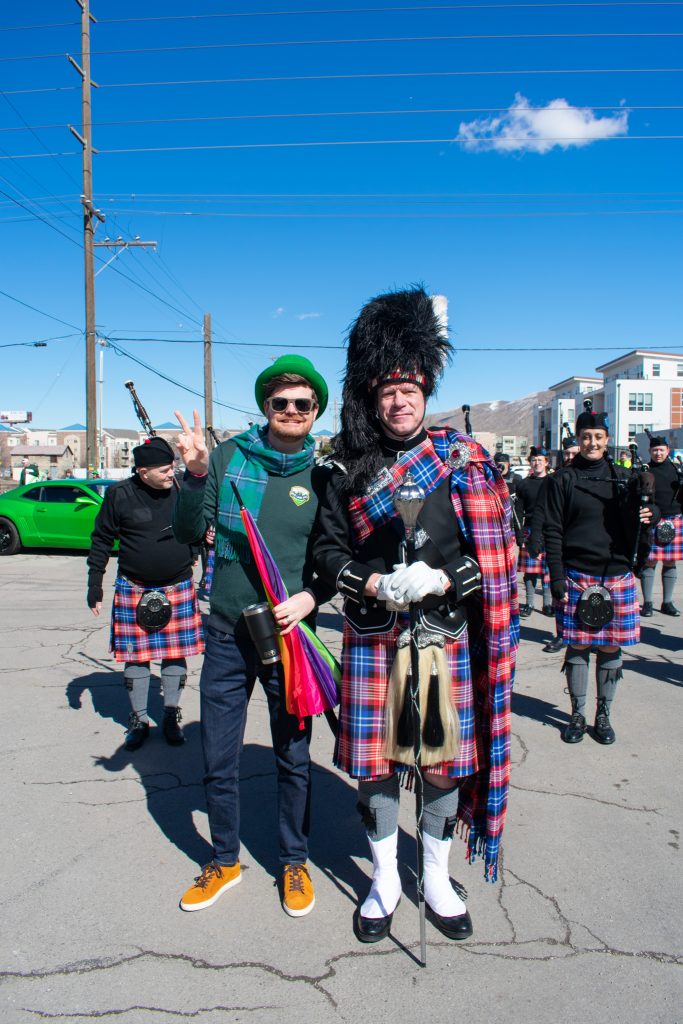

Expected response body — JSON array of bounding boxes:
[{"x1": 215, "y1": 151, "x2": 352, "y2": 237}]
[{"x1": 230, "y1": 482, "x2": 339, "y2": 731}]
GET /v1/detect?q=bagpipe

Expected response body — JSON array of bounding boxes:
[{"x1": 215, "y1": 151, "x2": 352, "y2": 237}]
[
  {"x1": 627, "y1": 441, "x2": 656, "y2": 573},
  {"x1": 124, "y1": 380, "x2": 180, "y2": 489},
  {"x1": 462, "y1": 403, "x2": 472, "y2": 436}
]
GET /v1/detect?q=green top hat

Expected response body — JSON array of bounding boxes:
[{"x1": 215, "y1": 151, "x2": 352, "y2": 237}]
[{"x1": 254, "y1": 354, "x2": 328, "y2": 419}]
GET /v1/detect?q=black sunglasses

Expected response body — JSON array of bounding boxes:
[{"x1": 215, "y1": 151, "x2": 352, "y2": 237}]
[{"x1": 267, "y1": 397, "x2": 316, "y2": 413}]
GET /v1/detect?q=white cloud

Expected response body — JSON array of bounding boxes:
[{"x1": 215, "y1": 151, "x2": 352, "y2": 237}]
[
  {"x1": 295, "y1": 312, "x2": 321, "y2": 320},
  {"x1": 271, "y1": 307, "x2": 285, "y2": 319},
  {"x1": 457, "y1": 93, "x2": 628, "y2": 154}
]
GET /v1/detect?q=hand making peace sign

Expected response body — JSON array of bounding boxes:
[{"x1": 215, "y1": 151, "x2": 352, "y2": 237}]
[{"x1": 174, "y1": 409, "x2": 209, "y2": 476}]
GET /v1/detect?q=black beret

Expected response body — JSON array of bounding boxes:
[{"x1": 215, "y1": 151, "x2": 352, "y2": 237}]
[{"x1": 649, "y1": 435, "x2": 668, "y2": 448}]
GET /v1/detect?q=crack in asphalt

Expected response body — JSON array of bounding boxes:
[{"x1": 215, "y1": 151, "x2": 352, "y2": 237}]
[
  {"x1": 21, "y1": 1004, "x2": 277, "y2": 1019},
  {"x1": 509, "y1": 782, "x2": 661, "y2": 815}
]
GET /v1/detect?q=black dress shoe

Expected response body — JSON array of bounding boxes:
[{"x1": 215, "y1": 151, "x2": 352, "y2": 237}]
[
  {"x1": 518, "y1": 604, "x2": 532, "y2": 618},
  {"x1": 660, "y1": 602, "x2": 680, "y2": 617},
  {"x1": 640, "y1": 602, "x2": 654, "y2": 617},
  {"x1": 542, "y1": 604, "x2": 554, "y2": 617},
  {"x1": 593, "y1": 699, "x2": 616, "y2": 745},
  {"x1": 562, "y1": 711, "x2": 587, "y2": 744},
  {"x1": 355, "y1": 903, "x2": 398, "y2": 944},
  {"x1": 163, "y1": 707, "x2": 185, "y2": 746},
  {"x1": 426, "y1": 903, "x2": 473, "y2": 940},
  {"x1": 543, "y1": 636, "x2": 564, "y2": 653},
  {"x1": 125, "y1": 714, "x2": 150, "y2": 751}
]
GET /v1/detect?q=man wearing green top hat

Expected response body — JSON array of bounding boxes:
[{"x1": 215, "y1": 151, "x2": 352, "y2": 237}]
[{"x1": 173, "y1": 355, "x2": 333, "y2": 918}]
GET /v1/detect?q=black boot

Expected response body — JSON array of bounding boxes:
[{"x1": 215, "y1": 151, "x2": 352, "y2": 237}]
[
  {"x1": 163, "y1": 707, "x2": 185, "y2": 746},
  {"x1": 593, "y1": 697, "x2": 616, "y2": 744},
  {"x1": 562, "y1": 695, "x2": 587, "y2": 744},
  {"x1": 660, "y1": 602, "x2": 680, "y2": 617},
  {"x1": 640, "y1": 602, "x2": 653, "y2": 617},
  {"x1": 125, "y1": 712, "x2": 150, "y2": 751}
]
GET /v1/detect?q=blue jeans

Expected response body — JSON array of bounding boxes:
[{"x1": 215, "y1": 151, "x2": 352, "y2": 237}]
[{"x1": 200, "y1": 623, "x2": 312, "y2": 867}]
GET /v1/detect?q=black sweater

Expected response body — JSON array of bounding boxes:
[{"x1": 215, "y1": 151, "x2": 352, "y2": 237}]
[
  {"x1": 647, "y1": 459, "x2": 683, "y2": 517},
  {"x1": 516, "y1": 474, "x2": 547, "y2": 529},
  {"x1": 543, "y1": 455, "x2": 656, "y2": 581},
  {"x1": 88, "y1": 475, "x2": 195, "y2": 588}
]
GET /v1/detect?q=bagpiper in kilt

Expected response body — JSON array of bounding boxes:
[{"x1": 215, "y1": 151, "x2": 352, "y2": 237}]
[
  {"x1": 314, "y1": 287, "x2": 518, "y2": 946},
  {"x1": 516, "y1": 449, "x2": 552, "y2": 617},
  {"x1": 87, "y1": 436, "x2": 203, "y2": 750},
  {"x1": 543, "y1": 405, "x2": 658, "y2": 747},
  {"x1": 639, "y1": 436, "x2": 683, "y2": 618}
]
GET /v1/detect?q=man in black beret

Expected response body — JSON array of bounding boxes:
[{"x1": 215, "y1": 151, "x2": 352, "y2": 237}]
[
  {"x1": 87, "y1": 435, "x2": 203, "y2": 751},
  {"x1": 640, "y1": 436, "x2": 683, "y2": 616}
]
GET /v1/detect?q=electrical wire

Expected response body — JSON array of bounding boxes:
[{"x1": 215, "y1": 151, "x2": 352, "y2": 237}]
[
  {"x1": 7, "y1": 30, "x2": 683, "y2": 62},
  {"x1": 6, "y1": 66, "x2": 683, "y2": 97},
  {"x1": 2, "y1": 105, "x2": 682, "y2": 134},
  {"x1": 105, "y1": 336, "x2": 683, "y2": 352},
  {"x1": 0, "y1": 287, "x2": 81, "y2": 330}
]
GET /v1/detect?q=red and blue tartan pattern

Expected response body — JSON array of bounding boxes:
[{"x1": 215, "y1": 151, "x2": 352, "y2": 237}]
[
  {"x1": 344, "y1": 428, "x2": 518, "y2": 880},
  {"x1": 557, "y1": 569, "x2": 640, "y2": 647},
  {"x1": 517, "y1": 527, "x2": 548, "y2": 577},
  {"x1": 647, "y1": 514, "x2": 683, "y2": 563},
  {"x1": 336, "y1": 618, "x2": 477, "y2": 780},
  {"x1": 110, "y1": 575, "x2": 204, "y2": 663}
]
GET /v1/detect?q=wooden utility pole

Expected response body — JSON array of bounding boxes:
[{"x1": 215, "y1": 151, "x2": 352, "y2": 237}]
[
  {"x1": 203, "y1": 314, "x2": 213, "y2": 449},
  {"x1": 69, "y1": 0, "x2": 103, "y2": 476}
]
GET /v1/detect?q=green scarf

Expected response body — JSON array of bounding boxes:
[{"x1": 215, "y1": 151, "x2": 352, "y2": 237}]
[{"x1": 215, "y1": 424, "x2": 315, "y2": 563}]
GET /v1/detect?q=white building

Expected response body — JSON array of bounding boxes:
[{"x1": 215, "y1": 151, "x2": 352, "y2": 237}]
[{"x1": 535, "y1": 350, "x2": 683, "y2": 453}]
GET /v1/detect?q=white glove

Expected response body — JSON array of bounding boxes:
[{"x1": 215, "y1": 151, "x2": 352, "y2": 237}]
[
  {"x1": 389, "y1": 562, "x2": 449, "y2": 603},
  {"x1": 376, "y1": 564, "x2": 409, "y2": 609}
]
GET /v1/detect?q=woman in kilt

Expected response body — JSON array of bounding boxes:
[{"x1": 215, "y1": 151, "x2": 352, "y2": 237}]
[
  {"x1": 639, "y1": 436, "x2": 683, "y2": 618},
  {"x1": 543, "y1": 408, "x2": 657, "y2": 746},
  {"x1": 516, "y1": 448, "x2": 552, "y2": 617}
]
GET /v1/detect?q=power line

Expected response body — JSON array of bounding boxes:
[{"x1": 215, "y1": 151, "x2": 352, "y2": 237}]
[
  {"x1": 101, "y1": 208, "x2": 683, "y2": 218},
  {"x1": 105, "y1": 336, "x2": 683, "y2": 352},
  {"x1": 3, "y1": 104, "x2": 681, "y2": 134},
  {"x1": 7, "y1": 30, "x2": 683, "y2": 62},
  {"x1": 4, "y1": 2, "x2": 683, "y2": 32},
  {"x1": 7, "y1": 135, "x2": 683, "y2": 162},
  {"x1": 104, "y1": 338, "x2": 260, "y2": 416},
  {"x1": 0, "y1": 287, "x2": 81, "y2": 330},
  {"x1": 6, "y1": 66, "x2": 683, "y2": 97}
]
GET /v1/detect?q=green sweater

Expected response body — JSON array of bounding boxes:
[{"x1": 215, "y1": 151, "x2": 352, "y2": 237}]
[{"x1": 173, "y1": 439, "x2": 332, "y2": 627}]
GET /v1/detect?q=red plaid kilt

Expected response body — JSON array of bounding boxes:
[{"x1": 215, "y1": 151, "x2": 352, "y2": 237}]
[
  {"x1": 110, "y1": 575, "x2": 204, "y2": 663},
  {"x1": 335, "y1": 616, "x2": 478, "y2": 780},
  {"x1": 557, "y1": 569, "x2": 640, "y2": 647},
  {"x1": 517, "y1": 527, "x2": 547, "y2": 577},
  {"x1": 647, "y1": 514, "x2": 683, "y2": 564}
]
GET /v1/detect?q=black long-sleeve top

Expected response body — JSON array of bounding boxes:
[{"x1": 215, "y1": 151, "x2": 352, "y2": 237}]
[
  {"x1": 516, "y1": 473, "x2": 547, "y2": 529},
  {"x1": 314, "y1": 429, "x2": 468, "y2": 605},
  {"x1": 543, "y1": 455, "x2": 659, "y2": 581},
  {"x1": 87, "y1": 475, "x2": 195, "y2": 588},
  {"x1": 526, "y1": 476, "x2": 550, "y2": 558},
  {"x1": 647, "y1": 459, "x2": 683, "y2": 517}
]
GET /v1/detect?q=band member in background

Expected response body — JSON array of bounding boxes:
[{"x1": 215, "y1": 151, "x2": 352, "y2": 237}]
[
  {"x1": 172, "y1": 356, "x2": 332, "y2": 919},
  {"x1": 543, "y1": 408, "x2": 656, "y2": 746},
  {"x1": 87, "y1": 437, "x2": 203, "y2": 750},
  {"x1": 561, "y1": 434, "x2": 580, "y2": 467},
  {"x1": 314, "y1": 287, "x2": 518, "y2": 944},
  {"x1": 640, "y1": 436, "x2": 682, "y2": 617},
  {"x1": 516, "y1": 448, "x2": 552, "y2": 618},
  {"x1": 494, "y1": 452, "x2": 524, "y2": 546}
]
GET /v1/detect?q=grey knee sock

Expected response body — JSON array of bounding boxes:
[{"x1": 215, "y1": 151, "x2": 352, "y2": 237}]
[
  {"x1": 123, "y1": 662, "x2": 151, "y2": 723},
  {"x1": 596, "y1": 649, "x2": 622, "y2": 712},
  {"x1": 422, "y1": 780, "x2": 459, "y2": 840},
  {"x1": 357, "y1": 776, "x2": 400, "y2": 840},
  {"x1": 640, "y1": 565, "x2": 655, "y2": 603},
  {"x1": 160, "y1": 658, "x2": 187, "y2": 708},
  {"x1": 563, "y1": 647, "x2": 590, "y2": 716},
  {"x1": 662, "y1": 565, "x2": 677, "y2": 604},
  {"x1": 524, "y1": 577, "x2": 536, "y2": 606}
]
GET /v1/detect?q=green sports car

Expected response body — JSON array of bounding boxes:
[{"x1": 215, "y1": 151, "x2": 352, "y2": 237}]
[{"x1": 0, "y1": 479, "x2": 116, "y2": 555}]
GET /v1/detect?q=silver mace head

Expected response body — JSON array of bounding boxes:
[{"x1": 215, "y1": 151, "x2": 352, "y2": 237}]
[{"x1": 393, "y1": 469, "x2": 426, "y2": 540}]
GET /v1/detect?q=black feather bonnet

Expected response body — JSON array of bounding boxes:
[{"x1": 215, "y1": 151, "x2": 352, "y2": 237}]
[{"x1": 332, "y1": 286, "x2": 453, "y2": 495}]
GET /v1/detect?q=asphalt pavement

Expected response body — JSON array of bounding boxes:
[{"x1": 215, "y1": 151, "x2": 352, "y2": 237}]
[{"x1": 1, "y1": 554, "x2": 681, "y2": 1023}]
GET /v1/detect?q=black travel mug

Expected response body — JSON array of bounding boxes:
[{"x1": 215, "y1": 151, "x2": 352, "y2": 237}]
[{"x1": 243, "y1": 602, "x2": 281, "y2": 665}]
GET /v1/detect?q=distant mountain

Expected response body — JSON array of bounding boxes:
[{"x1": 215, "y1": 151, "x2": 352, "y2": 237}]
[{"x1": 427, "y1": 388, "x2": 553, "y2": 439}]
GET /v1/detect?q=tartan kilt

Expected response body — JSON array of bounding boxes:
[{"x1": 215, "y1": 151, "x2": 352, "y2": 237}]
[
  {"x1": 335, "y1": 616, "x2": 478, "y2": 780},
  {"x1": 647, "y1": 514, "x2": 683, "y2": 563},
  {"x1": 557, "y1": 569, "x2": 640, "y2": 647},
  {"x1": 110, "y1": 575, "x2": 204, "y2": 663},
  {"x1": 518, "y1": 527, "x2": 547, "y2": 577}
]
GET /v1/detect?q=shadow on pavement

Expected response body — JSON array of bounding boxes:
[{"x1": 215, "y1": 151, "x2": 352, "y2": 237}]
[{"x1": 512, "y1": 690, "x2": 568, "y2": 731}]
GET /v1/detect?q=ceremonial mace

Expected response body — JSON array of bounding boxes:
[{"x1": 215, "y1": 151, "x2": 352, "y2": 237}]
[{"x1": 393, "y1": 469, "x2": 428, "y2": 968}]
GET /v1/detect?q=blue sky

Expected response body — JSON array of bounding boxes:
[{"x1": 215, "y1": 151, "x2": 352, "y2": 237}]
[{"x1": 1, "y1": 1, "x2": 682, "y2": 433}]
